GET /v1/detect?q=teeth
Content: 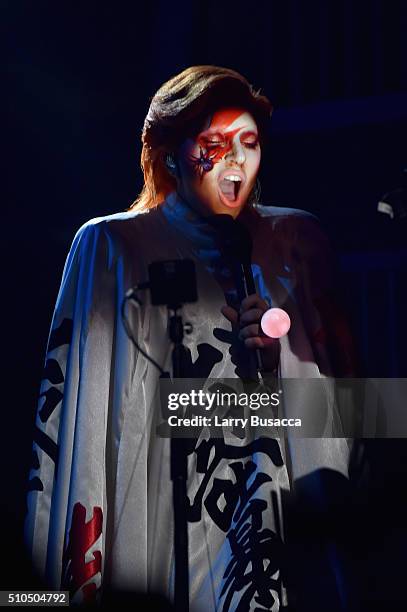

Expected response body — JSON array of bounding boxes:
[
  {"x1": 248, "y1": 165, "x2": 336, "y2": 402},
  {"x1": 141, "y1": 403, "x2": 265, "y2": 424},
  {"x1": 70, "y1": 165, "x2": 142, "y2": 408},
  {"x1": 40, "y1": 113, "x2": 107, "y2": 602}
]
[{"x1": 224, "y1": 175, "x2": 242, "y2": 182}]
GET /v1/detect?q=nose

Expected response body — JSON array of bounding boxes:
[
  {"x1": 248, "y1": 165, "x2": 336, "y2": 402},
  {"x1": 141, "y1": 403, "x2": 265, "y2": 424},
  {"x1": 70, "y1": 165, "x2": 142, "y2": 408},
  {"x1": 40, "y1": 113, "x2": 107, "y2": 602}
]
[{"x1": 225, "y1": 138, "x2": 246, "y2": 166}]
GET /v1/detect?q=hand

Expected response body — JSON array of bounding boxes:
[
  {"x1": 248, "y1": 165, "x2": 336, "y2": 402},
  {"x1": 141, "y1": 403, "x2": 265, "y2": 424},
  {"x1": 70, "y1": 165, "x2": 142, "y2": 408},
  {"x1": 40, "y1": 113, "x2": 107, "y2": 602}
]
[{"x1": 221, "y1": 294, "x2": 280, "y2": 372}]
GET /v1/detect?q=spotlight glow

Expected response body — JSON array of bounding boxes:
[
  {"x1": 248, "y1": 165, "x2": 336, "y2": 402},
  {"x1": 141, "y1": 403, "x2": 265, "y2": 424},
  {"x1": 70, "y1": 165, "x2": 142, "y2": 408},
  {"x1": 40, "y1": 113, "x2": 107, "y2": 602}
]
[{"x1": 261, "y1": 308, "x2": 291, "y2": 339}]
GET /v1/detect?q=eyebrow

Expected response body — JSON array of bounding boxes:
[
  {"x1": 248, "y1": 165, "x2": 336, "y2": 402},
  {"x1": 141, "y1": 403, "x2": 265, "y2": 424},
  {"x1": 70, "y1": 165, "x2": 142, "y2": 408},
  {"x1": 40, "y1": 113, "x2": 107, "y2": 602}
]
[
  {"x1": 239, "y1": 130, "x2": 259, "y2": 138},
  {"x1": 198, "y1": 126, "x2": 258, "y2": 139}
]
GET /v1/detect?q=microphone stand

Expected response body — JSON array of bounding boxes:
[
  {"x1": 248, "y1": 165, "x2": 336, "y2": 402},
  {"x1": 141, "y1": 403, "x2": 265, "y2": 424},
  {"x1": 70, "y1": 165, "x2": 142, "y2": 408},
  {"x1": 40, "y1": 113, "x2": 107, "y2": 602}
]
[
  {"x1": 167, "y1": 305, "x2": 192, "y2": 612},
  {"x1": 127, "y1": 258, "x2": 197, "y2": 611}
]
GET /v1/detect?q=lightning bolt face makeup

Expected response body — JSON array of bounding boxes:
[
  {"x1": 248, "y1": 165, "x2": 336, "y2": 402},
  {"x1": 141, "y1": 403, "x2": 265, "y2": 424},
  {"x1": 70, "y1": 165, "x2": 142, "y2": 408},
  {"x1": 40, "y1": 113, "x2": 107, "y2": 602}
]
[{"x1": 176, "y1": 107, "x2": 261, "y2": 218}]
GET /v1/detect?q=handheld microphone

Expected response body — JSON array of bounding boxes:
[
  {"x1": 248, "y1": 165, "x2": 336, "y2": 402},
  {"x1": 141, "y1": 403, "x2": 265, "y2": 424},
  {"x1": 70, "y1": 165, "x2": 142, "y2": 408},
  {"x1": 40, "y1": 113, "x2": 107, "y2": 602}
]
[{"x1": 207, "y1": 215, "x2": 264, "y2": 375}]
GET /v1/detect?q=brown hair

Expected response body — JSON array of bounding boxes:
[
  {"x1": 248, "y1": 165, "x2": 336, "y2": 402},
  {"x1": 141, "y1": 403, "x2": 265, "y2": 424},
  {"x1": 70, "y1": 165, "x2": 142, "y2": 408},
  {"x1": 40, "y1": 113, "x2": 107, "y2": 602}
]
[{"x1": 130, "y1": 65, "x2": 273, "y2": 212}]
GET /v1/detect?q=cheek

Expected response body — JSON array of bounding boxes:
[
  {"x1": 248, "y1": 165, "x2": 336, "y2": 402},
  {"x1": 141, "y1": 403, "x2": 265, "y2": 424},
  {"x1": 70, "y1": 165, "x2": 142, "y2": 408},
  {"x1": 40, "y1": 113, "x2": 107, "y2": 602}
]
[
  {"x1": 254, "y1": 149, "x2": 262, "y2": 172},
  {"x1": 184, "y1": 145, "x2": 221, "y2": 181},
  {"x1": 178, "y1": 148, "x2": 216, "y2": 195},
  {"x1": 195, "y1": 171, "x2": 217, "y2": 195},
  {"x1": 245, "y1": 150, "x2": 261, "y2": 181},
  {"x1": 178, "y1": 140, "x2": 197, "y2": 173},
  {"x1": 181, "y1": 144, "x2": 203, "y2": 175},
  {"x1": 178, "y1": 155, "x2": 196, "y2": 183}
]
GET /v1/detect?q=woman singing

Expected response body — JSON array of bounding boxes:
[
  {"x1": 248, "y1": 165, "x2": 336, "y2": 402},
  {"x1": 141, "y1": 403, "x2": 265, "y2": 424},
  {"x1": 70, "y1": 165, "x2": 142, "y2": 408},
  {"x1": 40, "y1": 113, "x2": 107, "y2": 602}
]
[{"x1": 25, "y1": 66, "x2": 356, "y2": 610}]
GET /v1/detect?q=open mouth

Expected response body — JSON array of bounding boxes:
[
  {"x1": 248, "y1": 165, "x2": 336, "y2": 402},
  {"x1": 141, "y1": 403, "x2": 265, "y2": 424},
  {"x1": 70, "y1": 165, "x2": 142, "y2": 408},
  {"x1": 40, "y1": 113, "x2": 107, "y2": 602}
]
[{"x1": 218, "y1": 171, "x2": 245, "y2": 207}]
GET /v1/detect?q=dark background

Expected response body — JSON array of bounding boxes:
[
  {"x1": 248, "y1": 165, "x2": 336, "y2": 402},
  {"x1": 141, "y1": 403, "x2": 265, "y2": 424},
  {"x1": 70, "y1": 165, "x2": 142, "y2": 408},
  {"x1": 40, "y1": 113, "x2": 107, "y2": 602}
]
[{"x1": 4, "y1": 0, "x2": 407, "y2": 608}]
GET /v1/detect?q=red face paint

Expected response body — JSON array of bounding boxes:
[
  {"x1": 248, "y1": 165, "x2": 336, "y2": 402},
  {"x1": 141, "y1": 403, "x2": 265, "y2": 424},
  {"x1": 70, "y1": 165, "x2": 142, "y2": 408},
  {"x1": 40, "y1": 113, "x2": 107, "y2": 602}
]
[
  {"x1": 177, "y1": 108, "x2": 261, "y2": 217},
  {"x1": 191, "y1": 108, "x2": 249, "y2": 178},
  {"x1": 211, "y1": 107, "x2": 247, "y2": 130}
]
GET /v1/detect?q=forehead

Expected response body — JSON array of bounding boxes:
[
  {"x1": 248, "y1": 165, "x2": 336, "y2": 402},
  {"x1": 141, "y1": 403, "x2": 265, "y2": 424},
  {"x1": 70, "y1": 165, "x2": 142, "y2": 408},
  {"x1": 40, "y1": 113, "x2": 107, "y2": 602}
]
[{"x1": 201, "y1": 107, "x2": 258, "y2": 133}]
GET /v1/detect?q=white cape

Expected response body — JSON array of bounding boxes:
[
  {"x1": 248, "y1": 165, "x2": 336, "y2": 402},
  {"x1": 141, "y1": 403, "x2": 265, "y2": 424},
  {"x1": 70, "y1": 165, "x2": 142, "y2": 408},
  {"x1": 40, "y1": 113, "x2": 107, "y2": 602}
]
[{"x1": 25, "y1": 193, "x2": 350, "y2": 610}]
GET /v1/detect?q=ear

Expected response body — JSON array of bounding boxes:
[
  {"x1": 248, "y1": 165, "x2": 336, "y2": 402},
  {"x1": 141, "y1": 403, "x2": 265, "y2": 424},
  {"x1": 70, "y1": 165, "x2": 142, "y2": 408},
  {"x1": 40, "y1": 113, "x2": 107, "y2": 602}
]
[{"x1": 164, "y1": 153, "x2": 179, "y2": 178}]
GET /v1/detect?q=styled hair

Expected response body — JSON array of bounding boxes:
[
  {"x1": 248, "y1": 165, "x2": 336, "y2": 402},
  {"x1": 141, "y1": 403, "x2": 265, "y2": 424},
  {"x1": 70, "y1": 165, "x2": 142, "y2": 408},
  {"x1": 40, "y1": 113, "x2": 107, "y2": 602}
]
[{"x1": 130, "y1": 65, "x2": 273, "y2": 212}]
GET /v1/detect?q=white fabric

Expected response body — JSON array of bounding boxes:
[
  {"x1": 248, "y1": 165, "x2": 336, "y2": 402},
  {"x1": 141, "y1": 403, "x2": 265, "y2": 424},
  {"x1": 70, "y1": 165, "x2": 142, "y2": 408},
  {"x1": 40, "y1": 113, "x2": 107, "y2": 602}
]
[{"x1": 25, "y1": 192, "x2": 349, "y2": 610}]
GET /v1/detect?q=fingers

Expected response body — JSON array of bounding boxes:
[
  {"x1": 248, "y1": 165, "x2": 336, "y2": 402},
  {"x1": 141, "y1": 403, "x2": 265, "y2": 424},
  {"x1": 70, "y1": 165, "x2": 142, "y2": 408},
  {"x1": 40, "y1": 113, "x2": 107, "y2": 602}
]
[
  {"x1": 239, "y1": 323, "x2": 276, "y2": 349},
  {"x1": 239, "y1": 308, "x2": 264, "y2": 326},
  {"x1": 222, "y1": 294, "x2": 270, "y2": 335},
  {"x1": 221, "y1": 294, "x2": 280, "y2": 371},
  {"x1": 244, "y1": 336, "x2": 277, "y2": 349},
  {"x1": 221, "y1": 305, "x2": 238, "y2": 326},
  {"x1": 238, "y1": 295, "x2": 269, "y2": 343},
  {"x1": 239, "y1": 323, "x2": 260, "y2": 340},
  {"x1": 240, "y1": 294, "x2": 269, "y2": 314}
]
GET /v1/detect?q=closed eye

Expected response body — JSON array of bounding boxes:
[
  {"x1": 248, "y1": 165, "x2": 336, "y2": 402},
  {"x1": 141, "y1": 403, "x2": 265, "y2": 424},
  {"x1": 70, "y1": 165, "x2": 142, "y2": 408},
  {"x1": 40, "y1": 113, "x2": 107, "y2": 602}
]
[{"x1": 241, "y1": 130, "x2": 259, "y2": 149}]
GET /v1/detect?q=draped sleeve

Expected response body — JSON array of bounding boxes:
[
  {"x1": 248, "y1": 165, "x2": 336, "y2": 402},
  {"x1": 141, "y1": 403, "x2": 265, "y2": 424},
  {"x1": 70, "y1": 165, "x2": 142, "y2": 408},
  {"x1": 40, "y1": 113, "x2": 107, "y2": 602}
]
[{"x1": 24, "y1": 217, "x2": 147, "y2": 604}]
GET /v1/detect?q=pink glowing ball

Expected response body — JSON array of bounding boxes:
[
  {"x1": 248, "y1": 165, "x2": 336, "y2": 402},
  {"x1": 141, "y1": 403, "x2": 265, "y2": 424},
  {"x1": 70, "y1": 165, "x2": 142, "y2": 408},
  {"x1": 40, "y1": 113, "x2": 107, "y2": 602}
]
[{"x1": 261, "y1": 308, "x2": 291, "y2": 339}]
